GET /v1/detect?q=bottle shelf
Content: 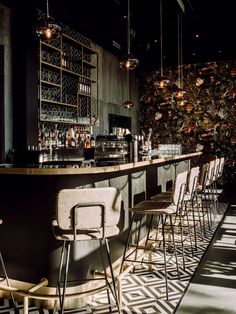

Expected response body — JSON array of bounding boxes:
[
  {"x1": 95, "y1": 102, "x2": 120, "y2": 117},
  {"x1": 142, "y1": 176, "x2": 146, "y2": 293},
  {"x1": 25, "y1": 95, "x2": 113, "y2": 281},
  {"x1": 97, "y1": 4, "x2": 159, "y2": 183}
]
[
  {"x1": 38, "y1": 27, "x2": 98, "y2": 148},
  {"x1": 40, "y1": 99, "x2": 78, "y2": 108},
  {"x1": 41, "y1": 80, "x2": 61, "y2": 88},
  {"x1": 40, "y1": 119, "x2": 90, "y2": 125}
]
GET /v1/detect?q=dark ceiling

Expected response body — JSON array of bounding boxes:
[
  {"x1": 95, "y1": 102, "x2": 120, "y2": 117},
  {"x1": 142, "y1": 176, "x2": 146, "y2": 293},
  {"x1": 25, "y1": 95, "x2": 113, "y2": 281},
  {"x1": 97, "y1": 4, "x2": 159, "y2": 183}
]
[
  {"x1": 49, "y1": 0, "x2": 236, "y2": 73},
  {"x1": 2, "y1": 0, "x2": 236, "y2": 74}
]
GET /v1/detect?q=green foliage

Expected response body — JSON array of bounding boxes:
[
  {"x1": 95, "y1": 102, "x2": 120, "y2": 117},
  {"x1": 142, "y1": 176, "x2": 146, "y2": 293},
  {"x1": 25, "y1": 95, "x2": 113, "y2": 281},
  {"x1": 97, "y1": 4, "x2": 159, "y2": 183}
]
[{"x1": 139, "y1": 61, "x2": 236, "y2": 159}]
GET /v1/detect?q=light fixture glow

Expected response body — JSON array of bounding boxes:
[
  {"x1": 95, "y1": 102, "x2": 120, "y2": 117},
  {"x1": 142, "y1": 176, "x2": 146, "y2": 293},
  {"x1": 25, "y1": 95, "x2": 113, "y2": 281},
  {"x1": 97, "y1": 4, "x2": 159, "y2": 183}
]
[
  {"x1": 123, "y1": 65, "x2": 135, "y2": 110},
  {"x1": 121, "y1": 0, "x2": 136, "y2": 109},
  {"x1": 119, "y1": 0, "x2": 139, "y2": 70},
  {"x1": 156, "y1": 0, "x2": 169, "y2": 89},
  {"x1": 176, "y1": 12, "x2": 186, "y2": 101},
  {"x1": 123, "y1": 100, "x2": 134, "y2": 109},
  {"x1": 120, "y1": 55, "x2": 139, "y2": 70},
  {"x1": 156, "y1": 77, "x2": 169, "y2": 89},
  {"x1": 36, "y1": 0, "x2": 62, "y2": 41}
]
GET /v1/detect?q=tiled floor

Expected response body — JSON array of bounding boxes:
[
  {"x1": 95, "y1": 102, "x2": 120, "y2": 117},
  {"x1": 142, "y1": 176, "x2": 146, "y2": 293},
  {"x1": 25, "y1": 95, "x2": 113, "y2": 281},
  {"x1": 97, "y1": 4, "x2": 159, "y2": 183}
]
[
  {"x1": 176, "y1": 204, "x2": 236, "y2": 314},
  {"x1": 0, "y1": 203, "x2": 228, "y2": 314}
]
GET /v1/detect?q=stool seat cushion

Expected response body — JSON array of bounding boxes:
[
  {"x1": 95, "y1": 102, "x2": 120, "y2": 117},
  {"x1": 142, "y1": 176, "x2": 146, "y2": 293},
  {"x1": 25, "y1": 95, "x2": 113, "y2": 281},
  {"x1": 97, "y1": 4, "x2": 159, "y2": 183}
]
[
  {"x1": 151, "y1": 195, "x2": 172, "y2": 202},
  {"x1": 52, "y1": 220, "x2": 120, "y2": 240},
  {"x1": 129, "y1": 201, "x2": 176, "y2": 215}
]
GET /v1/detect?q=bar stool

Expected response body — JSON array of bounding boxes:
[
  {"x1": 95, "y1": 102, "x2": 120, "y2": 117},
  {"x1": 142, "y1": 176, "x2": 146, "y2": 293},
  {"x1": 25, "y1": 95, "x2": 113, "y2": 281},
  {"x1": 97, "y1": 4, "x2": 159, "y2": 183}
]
[
  {"x1": 52, "y1": 187, "x2": 122, "y2": 313},
  {"x1": 217, "y1": 157, "x2": 225, "y2": 183},
  {"x1": 0, "y1": 219, "x2": 17, "y2": 309},
  {"x1": 152, "y1": 168, "x2": 199, "y2": 255},
  {"x1": 120, "y1": 170, "x2": 188, "y2": 301},
  {"x1": 212, "y1": 157, "x2": 225, "y2": 210},
  {"x1": 197, "y1": 159, "x2": 216, "y2": 230},
  {"x1": 181, "y1": 166, "x2": 203, "y2": 249}
]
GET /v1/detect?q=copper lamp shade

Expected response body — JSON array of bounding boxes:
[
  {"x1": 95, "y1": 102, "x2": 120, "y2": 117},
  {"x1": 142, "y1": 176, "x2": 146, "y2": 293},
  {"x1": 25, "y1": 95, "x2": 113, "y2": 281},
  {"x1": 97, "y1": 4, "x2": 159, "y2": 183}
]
[{"x1": 36, "y1": 0, "x2": 62, "y2": 41}]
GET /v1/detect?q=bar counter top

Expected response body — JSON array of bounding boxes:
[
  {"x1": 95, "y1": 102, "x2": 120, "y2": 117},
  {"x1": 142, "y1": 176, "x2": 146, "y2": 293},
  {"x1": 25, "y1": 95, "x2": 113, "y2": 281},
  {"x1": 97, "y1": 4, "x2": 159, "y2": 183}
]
[{"x1": 0, "y1": 152, "x2": 201, "y2": 175}]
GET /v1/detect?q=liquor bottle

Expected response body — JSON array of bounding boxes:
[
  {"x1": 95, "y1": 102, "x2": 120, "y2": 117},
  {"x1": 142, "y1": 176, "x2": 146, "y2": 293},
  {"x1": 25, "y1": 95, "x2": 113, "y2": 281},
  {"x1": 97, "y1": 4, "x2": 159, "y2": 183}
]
[
  {"x1": 62, "y1": 52, "x2": 67, "y2": 68},
  {"x1": 70, "y1": 127, "x2": 76, "y2": 148},
  {"x1": 90, "y1": 135, "x2": 95, "y2": 148}
]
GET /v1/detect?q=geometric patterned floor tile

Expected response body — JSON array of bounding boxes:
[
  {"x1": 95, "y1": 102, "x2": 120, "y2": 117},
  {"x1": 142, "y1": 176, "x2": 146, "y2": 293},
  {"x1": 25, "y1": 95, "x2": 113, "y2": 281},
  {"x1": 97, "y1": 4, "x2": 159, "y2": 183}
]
[{"x1": 0, "y1": 203, "x2": 228, "y2": 314}]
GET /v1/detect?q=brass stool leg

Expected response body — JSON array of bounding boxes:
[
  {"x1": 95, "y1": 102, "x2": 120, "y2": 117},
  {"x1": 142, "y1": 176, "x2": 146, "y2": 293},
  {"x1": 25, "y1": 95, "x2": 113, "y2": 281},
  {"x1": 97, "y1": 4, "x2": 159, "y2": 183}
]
[
  {"x1": 161, "y1": 214, "x2": 169, "y2": 300},
  {"x1": 120, "y1": 214, "x2": 135, "y2": 274},
  {"x1": 0, "y1": 252, "x2": 17, "y2": 308},
  {"x1": 57, "y1": 241, "x2": 71, "y2": 314},
  {"x1": 99, "y1": 239, "x2": 112, "y2": 312},
  {"x1": 104, "y1": 238, "x2": 121, "y2": 314},
  {"x1": 169, "y1": 216, "x2": 180, "y2": 280}
]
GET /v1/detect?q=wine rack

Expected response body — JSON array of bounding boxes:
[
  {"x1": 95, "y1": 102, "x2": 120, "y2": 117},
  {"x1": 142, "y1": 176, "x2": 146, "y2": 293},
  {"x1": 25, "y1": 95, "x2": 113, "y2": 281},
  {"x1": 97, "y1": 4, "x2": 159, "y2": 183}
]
[{"x1": 38, "y1": 25, "x2": 98, "y2": 149}]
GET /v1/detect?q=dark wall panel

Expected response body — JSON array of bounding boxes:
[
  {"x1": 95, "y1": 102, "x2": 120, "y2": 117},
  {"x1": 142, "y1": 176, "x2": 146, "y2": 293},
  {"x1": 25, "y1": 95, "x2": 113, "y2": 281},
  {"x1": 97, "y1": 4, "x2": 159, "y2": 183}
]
[{"x1": 0, "y1": 45, "x2": 4, "y2": 162}]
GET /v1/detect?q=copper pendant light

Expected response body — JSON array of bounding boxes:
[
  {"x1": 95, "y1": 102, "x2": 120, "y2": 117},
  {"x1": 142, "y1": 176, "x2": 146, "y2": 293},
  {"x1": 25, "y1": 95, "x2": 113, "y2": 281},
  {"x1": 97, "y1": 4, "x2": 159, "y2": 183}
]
[
  {"x1": 156, "y1": 0, "x2": 169, "y2": 89},
  {"x1": 36, "y1": 0, "x2": 62, "y2": 41},
  {"x1": 123, "y1": 71, "x2": 134, "y2": 109},
  {"x1": 120, "y1": 0, "x2": 139, "y2": 70}
]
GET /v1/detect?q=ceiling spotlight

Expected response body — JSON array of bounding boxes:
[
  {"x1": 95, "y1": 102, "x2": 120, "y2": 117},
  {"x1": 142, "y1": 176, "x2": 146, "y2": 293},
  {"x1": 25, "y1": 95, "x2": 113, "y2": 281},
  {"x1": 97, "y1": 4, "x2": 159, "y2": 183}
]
[
  {"x1": 123, "y1": 100, "x2": 134, "y2": 109},
  {"x1": 36, "y1": 0, "x2": 62, "y2": 41}
]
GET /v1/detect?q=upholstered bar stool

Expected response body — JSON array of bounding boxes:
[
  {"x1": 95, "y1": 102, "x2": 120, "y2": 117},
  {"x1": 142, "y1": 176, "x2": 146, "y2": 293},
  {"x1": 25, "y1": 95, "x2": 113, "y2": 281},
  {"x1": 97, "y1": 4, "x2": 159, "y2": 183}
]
[
  {"x1": 120, "y1": 170, "x2": 188, "y2": 301},
  {"x1": 52, "y1": 187, "x2": 121, "y2": 314},
  {"x1": 150, "y1": 167, "x2": 201, "y2": 253},
  {"x1": 197, "y1": 159, "x2": 216, "y2": 229},
  {"x1": 0, "y1": 219, "x2": 17, "y2": 309},
  {"x1": 196, "y1": 162, "x2": 211, "y2": 233},
  {"x1": 151, "y1": 169, "x2": 199, "y2": 254},
  {"x1": 211, "y1": 157, "x2": 225, "y2": 211},
  {"x1": 181, "y1": 166, "x2": 203, "y2": 249}
]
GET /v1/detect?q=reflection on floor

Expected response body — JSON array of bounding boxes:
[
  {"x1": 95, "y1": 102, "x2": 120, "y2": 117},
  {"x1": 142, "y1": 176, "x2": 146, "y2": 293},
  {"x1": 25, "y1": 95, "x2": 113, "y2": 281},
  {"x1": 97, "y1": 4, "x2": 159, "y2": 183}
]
[
  {"x1": 176, "y1": 204, "x2": 236, "y2": 314},
  {"x1": 0, "y1": 203, "x2": 229, "y2": 314}
]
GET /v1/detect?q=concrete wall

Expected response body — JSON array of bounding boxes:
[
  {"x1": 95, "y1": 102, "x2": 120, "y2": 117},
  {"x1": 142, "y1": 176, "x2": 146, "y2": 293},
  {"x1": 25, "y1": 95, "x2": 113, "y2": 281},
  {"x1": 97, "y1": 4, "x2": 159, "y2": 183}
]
[
  {"x1": 92, "y1": 43, "x2": 140, "y2": 137},
  {"x1": 0, "y1": 3, "x2": 13, "y2": 161}
]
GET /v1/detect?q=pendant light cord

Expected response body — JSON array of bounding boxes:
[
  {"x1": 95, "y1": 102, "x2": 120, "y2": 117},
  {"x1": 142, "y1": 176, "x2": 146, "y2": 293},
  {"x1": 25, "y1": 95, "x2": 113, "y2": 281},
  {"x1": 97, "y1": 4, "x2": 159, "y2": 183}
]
[
  {"x1": 177, "y1": 12, "x2": 183, "y2": 89},
  {"x1": 127, "y1": 0, "x2": 131, "y2": 56},
  {"x1": 160, "y1": 0, "x2": 163, "y2": 77},
  {"x1": 46, "y1": 0, "x2": 50, "y2": 19},
  {"x1": 127, "y1": 0, "x2": 130, "y2": 99},
  {"x1": 127, "y1": 70, "x2": 130, "y2": 99}
]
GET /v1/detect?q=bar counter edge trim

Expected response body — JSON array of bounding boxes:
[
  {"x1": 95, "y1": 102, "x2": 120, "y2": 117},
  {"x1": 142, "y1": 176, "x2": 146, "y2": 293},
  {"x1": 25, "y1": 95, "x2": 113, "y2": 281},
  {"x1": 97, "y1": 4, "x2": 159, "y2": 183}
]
[{"x1": 0, "y1": 152, "x2": 202, "y2": 175}]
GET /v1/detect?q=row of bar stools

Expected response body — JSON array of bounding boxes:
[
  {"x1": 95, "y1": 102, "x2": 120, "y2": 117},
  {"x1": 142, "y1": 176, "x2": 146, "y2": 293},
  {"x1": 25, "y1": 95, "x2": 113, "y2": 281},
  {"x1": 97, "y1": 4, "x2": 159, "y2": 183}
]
[
  {"x1": 0, "y1": 219, "x2": 17, "y2": 309},
  {"x1": 151, "y1": 167, "x2": 202, "y2": 253},
  {"x1": 120, "y1": 170, "x2": 188, "y2": 300},
  {"x1": 52, "y1": 187, "x2": 122, "y2": 313}
]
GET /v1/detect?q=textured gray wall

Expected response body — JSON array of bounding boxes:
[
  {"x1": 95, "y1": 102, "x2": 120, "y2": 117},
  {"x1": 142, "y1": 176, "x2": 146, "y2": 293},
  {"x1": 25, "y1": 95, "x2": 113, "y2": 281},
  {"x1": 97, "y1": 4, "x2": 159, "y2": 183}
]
[
  {"x1": 91, "y1": 43, "x2": 140, "y2": 137},
  {"x1": 0, "y1": 4, "x2": 13, "y2": 160}
]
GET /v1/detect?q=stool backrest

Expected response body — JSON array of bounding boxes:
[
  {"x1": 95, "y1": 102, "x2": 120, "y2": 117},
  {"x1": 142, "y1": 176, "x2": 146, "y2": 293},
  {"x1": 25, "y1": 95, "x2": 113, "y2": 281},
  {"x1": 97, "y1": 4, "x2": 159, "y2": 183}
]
[
  {"x1": 172, "y1": 170, "x2": 188, "y2": 206},
  {"x1": 187, "y1": 166, "x2": 200, "y2": 195},
  {"x1": 213, "y1": 158, "x2": 221, "y2": 180},
  {"x1": 56, "y1": 187, "x2": 121, "y2": 231},
  {"x1": 198, "y1": 163, "x2": 209, "y2": 187},
  {"x1": 206, "y1": 159, "x2": 215, "y2": 185},
  {"x1": 218, "y1": 157, "x2": 225, "y2": 179}
]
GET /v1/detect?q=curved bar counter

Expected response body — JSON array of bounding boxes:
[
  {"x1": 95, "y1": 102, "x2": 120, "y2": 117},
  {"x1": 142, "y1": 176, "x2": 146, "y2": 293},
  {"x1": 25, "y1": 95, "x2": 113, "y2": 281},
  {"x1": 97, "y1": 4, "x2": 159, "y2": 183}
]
[{"x1": 0, "y1": 152, "x2": 201, "y2": 308}]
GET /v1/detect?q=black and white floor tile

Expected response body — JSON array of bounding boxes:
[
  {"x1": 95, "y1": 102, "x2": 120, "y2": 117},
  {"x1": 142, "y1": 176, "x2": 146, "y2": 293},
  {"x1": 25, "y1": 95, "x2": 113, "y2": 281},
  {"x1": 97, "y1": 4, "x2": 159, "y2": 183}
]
[{"x1": 0, "y1": 204, "x2": 228, "y2": 314}]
